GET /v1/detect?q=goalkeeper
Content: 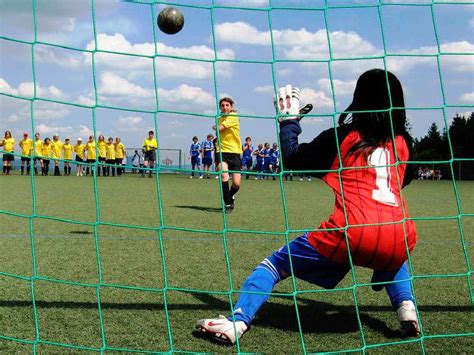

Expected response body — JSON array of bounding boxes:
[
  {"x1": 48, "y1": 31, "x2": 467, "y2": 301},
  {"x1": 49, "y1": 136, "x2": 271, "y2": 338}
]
[{"x1": 197, "y1": 69, "x2": 419, "y2": 345}]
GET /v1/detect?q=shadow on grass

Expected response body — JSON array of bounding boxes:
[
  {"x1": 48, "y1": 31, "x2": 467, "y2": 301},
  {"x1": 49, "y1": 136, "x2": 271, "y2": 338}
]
[
  {"x1": 0, "y1": 293, "x2": 471, "y2": 339},
  {"x1": 175, "y1": 205, "x2": 222, "y2": 213}
]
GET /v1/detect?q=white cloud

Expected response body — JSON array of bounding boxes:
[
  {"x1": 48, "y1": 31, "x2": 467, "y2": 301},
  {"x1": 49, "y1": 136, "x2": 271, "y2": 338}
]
[
  {"x1": 35, "y1": 46, "x2": 83, "y2": 68},
  {"x1": 118, "y1": 116, "x2": 143, "y2": 126},
  {"x1": 99, "y1": 72, "x2": 153, "y2": 98},
  {"x1": 158, "y1": 84, "x2": 215, "y2": 108},
  {"x1": 317, "y1": 78, "x2": 356, "y2": 98},
  {"x1": 0, "y1": 77, "x2": 64, "y2": 99},
  {"x1": 253, "y1": 85, "x2": 275, "y2": 94},
  {"x1": 79, "y1": 125, "x2": 95, "y2": 138},
  {"x1": 78, "y1": 95, "x2": 95, "y2": 106},
  {"x1": 460, "y1": 92, "x2": 474, "y2": 103},
  {"x1": 300, "y1": 88, "x2": 333, "y2": 108},
  {"x1": 86, "y1": 33, "x2": 235, "y2": 80},
  {"x1": 35, "y1": 124, "x2": 73, "y2": 135},
  {"x1": 167, "y1": 119, "x2": 185, "y2": 129}
]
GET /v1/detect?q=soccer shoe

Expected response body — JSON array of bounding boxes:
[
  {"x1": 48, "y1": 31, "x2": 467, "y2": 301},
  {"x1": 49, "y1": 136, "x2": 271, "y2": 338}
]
[
  {"x1": 199, "y1": 175, "x2": 204, "y2": 179},
  {"x1": 396, "y1": 300, "x2": 420, "y2": 337},
  {"x1": 196, "y1": 315, "x2": 247, "y2": 345}
]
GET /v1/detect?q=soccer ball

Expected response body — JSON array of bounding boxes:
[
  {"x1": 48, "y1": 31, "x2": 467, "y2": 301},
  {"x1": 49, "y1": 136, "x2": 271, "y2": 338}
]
[{"x1": 157, "y1": 7, "x2": 185, "y2": 35}]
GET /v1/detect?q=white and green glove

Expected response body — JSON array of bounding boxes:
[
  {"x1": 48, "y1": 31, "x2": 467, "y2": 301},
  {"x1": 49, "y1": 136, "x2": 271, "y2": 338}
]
[{"x1": 274, "y1": 84, "x2": 313, "y2": 123}]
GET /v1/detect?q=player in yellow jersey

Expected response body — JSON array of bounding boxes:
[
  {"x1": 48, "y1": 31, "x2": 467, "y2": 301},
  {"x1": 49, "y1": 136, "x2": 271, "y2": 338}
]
[
  {"x1": 142, "y1": 130, "x2": 157, "y2": 178},
  {"x1": 19, "y1": 132, "x2": 33, "y2": 175},
  {"x1": 33, "y1": 133, "x2": 43, "y2": 175},
  {"x1": 97, "y1": 134, "x2": 107, "y2": 176},
  {"x1": 115, "y1": 137, "x2": 126, "y2": 176},
  {"x1": 42, "y1": 137, "x2": 52, "y2": 176},
  {"x1": 85, "y1": 135, "x2": 96, "y2": 176},
  {"x1": 63, "y1": 138, "x2": 73, "y2": 176},
  {"x1": 73, "y1": 138, "x2": 85, "y2": 176},
  {"x1": 0, "y1": 130, "x2": 16, "y2": 175},
  {"x1": 51, "y1": 133, "x2": 63, "y2": 176},
  {"x1": 213, "y1": 97, "x2": 243, "y2": 213},
  {"x1": 105, "y1": 137, "x2": 116, "y2": 177}
]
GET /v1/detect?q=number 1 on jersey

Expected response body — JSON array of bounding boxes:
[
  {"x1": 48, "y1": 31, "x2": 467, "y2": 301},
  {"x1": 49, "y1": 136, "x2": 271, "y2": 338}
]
[{"x1": 369, "y1": 147, "x2": 398, "y2": 206}]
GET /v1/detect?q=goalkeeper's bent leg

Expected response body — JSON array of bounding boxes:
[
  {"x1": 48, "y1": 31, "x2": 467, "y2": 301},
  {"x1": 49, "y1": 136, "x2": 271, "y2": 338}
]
[
  {"x1": 384, "y1": 262, "x2": 414, "y2": 309},
  {"x1": 231, "y1": 261, "x2": 280, "y2": 326}
]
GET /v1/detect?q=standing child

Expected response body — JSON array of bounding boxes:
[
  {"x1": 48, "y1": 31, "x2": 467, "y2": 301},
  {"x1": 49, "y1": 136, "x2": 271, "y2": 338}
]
[
  {"x1": 85, "y1": 135, "x2": 96, "y2": 176},
  {"x1": 0, "y1": 131, "x2": 16, "y2": 175},
  {"x1": 213, "y1": 97, "x2": 242, "y2": 213},
  {"x1": 253, "y1": 144, "x2": 264, "y2": 180},
  {"x1": 33, "y1": 133, "x2": 43, "y2": 175},
  {"x1": 42, "y1": 138, "x2": 52, "y2": 176},
  {"x1": 269, "y1": 142, "x2": 280, "y2": 180},
  {"x1": 242, "y1": 137, "x2": 254, "y2": 180},
  {"x1": 19, "y1": 132, "x2": 33, "y2": 175},
  {"x1": 212, "y1": 137, "x2": 220, "y2": 179},
  {"x1": 115, "y1": 137, "x2": 126, "y2": 176},
  {"x1": 189, "y1": 136, "x2": 202, "y2": 179},
  {"x1": 131, "y1": 150, "x2": 140, "y2": 173},
  {"x1": 62, "y1": 138, "x2": 73, "y2": 176},
  {"x1": 97, "y1": 135, "x2": 107, "y2": 176},
  {"x1": 73, "y1": 138, "x2": 85, "y2": 176},
  {"x1": 262, "y1": 142, "x2": 271, "y2": 180},
  {"x1": 201, "y1": 134, "x2": 214, "y2": 179},
  {"x1": 197, "y1": 71, "x2": 420, "y2": 344},
  {"x1": 105, "y1": 137, "x2": 116, "y2": 177},
  {"x1": 51, "y1": 134, "x2": 63, "y2": 176},
  {"x1": 142, "y1": 130, "x2": 157, "y2": 178}
]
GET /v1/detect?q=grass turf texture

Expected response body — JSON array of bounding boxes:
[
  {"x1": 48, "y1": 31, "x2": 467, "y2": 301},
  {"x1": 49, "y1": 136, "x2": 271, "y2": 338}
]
[{"x1": 0, "y1": 173, "x2": 472, "y2": 353}]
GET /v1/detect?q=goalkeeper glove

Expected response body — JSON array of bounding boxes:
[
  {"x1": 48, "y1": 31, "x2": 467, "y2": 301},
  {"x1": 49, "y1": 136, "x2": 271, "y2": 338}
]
[{"x1": 274, "y1": 84, "x2": 313, "y2": 122}]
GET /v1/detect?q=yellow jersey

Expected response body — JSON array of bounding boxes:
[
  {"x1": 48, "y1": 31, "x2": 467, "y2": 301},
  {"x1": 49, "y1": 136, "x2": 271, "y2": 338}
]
[
  {"x1": 143, "y1": 138, "x2": 158, "y2": 151},
  {"x1": 74, "y1": 144, "x2": 85, "y2": 159},
  {"x1": 105, "y1": 143, "x2": 115, "y2": 160},
  {"x1": 51, "y1": 139, "x2": 63, "y2": 159},
  {"x1": 115, "y1": 142, "x2": 125, "y2": 159},
  {"x1": 63, "y1": 143, "x2": 73, "y2": 160},
  {"x1": 98, "y1": 140, "x2": 106, "y2": 158},
  {"x1": 218, "y1": 113, "x2": 242, "y2": 154},
  {"x1": 34, "y1": 139, "x2": 43, "y2": 157},
  {"x1": 42, "y1": 143, "x2": 52, "y2": 158},
  {"x1": 19, "y1": 138, "x2": 33, "y2": 156},
  {"x1": 1, "y1": 137, "x2": 16, "y2": 152},
  {"x1": 85, "y1": 141, "x2": 96, "y2": 160}
]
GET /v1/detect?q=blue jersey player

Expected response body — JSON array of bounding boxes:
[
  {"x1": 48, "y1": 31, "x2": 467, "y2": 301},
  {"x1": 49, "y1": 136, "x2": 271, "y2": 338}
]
[
  {"x1": 269, "y1": 143, "x2": 280, "y2": 180},
  {"x1": 262, "y1": 142, "x2": 271, "y2": 179},
  {"x1": 253, "y1": 143, "x2": 264, "y2": 180},
  {"x1": 242, "y1": 136, "x2": 253, "y2": 180},
  {"x1": 201, "y1": 134, "x2": 214, "y2": 179},
  {"x1": 189, "y1": 136, "x2": 202, "y2": 179}
]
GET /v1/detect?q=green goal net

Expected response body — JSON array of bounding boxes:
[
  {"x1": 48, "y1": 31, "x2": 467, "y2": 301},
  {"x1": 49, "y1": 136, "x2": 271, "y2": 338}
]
[{"x1": 0, "y1": 0, "x2": 472, "y2": 353}]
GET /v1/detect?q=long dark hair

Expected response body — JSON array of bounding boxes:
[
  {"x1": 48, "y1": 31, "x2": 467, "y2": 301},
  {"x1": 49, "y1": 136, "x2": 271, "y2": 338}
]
[{"x1": 339, "y1": 69, "x2": 413, "y2": 155}]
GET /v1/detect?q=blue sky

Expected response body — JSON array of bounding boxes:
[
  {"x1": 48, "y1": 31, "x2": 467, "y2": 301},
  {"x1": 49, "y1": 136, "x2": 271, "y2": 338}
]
[{"x1": 1, "y1": 0, "x2": 473, "y2": 158}]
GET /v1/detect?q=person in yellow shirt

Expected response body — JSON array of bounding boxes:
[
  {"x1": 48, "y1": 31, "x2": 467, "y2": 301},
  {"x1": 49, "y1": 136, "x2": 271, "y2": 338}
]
[
  {"x1": 115, "y1": 137, "x2": 126, "y2": 176},
  {"x1": 73, "y1": 137, "x2": 85, "y2": 176},
  {"x1": 19, "y1": 132, "x2": 33, "y2": 175},
  {"x1": 42, "y1": 137, "x2": 52, "y2": 176},
  {"x1": 213, "y1": 97, "x2": 243, "y2": 213},
  {"x1": 62, "y1": 138, "x2": 73, "y2": 176},
  {"x1": 97, "y1": 134, "x2": 107, "y2": 176},
  {"x1": 33, "y1": 133, "x2": 43, "y2": 175},
  {"x1": 142, "y1": 130, "x2": 158, "y2": 178},
  {"x1": 105, "y1": 136, "x2": 116, "y2": 177},
  {"x1": 85, "y1": 135, "x2": 96, "y2": 176},
  {"x1": 0, "y1": 130, "x2": 16, "y2": 175},
  {"x1": 51, "y1": 133, "x2": 63, "y2": 176}
]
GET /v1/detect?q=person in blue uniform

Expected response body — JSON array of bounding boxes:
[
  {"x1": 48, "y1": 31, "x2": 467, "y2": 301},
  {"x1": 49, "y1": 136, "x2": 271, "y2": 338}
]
[
  {"x1": 253, "y1": 143, "x2": 264, "y2": 180},
  {"x1": 269, "y1": 142, "x2": 280, "y2": 180},
  {"x1": 242, "y1": 136, "x2": 254, "y2": 180},
  {"x1": 189, "y1": 136, "x2": 202, "y2": 179},
  {"x1": 201, "y1": 134, "x2": 214, "y2": 179}
]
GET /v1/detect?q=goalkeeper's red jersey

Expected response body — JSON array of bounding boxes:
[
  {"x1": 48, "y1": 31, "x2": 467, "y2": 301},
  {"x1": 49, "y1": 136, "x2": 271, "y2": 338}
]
[{"x1": 307, "y1": 130, "x2": 417, "y2": 270}]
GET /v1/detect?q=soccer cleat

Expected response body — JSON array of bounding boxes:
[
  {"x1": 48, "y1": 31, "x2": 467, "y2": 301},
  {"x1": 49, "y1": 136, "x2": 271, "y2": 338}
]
[
  {"x1": 189, "y1": 176, "x2": 193, "y2": 179},
  {"x1": 396, "y1": 300, "x2": 420, "y2": 337},
  {"x1": 196, "y1": 315, "x2": 247, "y2": 345},
  {"x1": 199, "y1": 175, "x2": 204, "y2": 179},
  {"x1": 215, "y1": 175, "x2": 219, "y2": 179}
]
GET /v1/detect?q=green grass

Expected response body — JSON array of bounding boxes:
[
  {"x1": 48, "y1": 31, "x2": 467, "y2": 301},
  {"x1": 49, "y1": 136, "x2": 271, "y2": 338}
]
[{"x1": 0, "y1": 173, "x2": 472, "y2": 353}]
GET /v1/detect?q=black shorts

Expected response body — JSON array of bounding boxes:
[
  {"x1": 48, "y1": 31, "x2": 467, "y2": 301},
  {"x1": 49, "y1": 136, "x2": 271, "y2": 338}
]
[
  {"x1": 21, "y1": 156, "x2": 31, "y2": 162},
  {"x1": 75, "y1": 156, "x2": 84, "y2": 163},
  {"x1": 214, "y1": 153, "x2": 221, "y2": 165},
  {"x1": 99, "y1": 156, "x2": 106, "y2": 163},
  {"x1": 86, "y1": 159, "x2": 95, "y2": 164},
  {"x1": 2, "y1": 153, "x2": 14, "y2": 162},
  {"x1": 221, "y1": 153, "x2": 242, "y2": 172},
  {"x1": 43, "y1": 159, "x2": 50, "y2": 165},
  {"x1": 115, "y1": 158, "x2": 123, "y2": 165},
  {"x1": 144, "y1": 150, "x2": 156, "y2": 162}
]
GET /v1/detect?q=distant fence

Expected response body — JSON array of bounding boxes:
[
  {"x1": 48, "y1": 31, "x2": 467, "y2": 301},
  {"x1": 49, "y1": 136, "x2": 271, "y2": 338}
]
[{"x1": 125, "y1": 148, "x2": 183, "y2": 173}]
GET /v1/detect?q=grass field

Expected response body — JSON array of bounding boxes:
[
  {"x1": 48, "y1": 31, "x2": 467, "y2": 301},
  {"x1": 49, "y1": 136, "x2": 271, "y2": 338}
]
[{"x1": 0, "y1": 172, "x2": 472, "y2": 353}]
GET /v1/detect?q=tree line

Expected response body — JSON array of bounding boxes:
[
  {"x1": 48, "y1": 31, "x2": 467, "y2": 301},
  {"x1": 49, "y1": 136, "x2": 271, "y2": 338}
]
[{"x1": 412, "y1": 112, "x2": 474, "y2": 180}]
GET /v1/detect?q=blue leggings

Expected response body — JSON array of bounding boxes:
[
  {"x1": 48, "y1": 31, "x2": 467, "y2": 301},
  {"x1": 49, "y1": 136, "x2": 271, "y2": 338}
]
[{"x1": 231, "y1": 234, "x2": 414, "y2": 326}]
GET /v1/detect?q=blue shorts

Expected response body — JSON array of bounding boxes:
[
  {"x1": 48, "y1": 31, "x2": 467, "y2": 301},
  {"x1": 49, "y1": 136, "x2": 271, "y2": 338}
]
[
  {"x1": 255, "y1": 161, "x2": 263, "y2": 172},
  {"x1": 262, "y1": 234, "x2": 350, "y2": 289},
  {"x1": 202, "y1": 156, "x2": 213, "y2": 166},
  {"x1": 191, "y1": 156, "x2": 200, "y2": 166},
  {"x1": 242, "y1": 156, "x2": 252, "y2": 167}
]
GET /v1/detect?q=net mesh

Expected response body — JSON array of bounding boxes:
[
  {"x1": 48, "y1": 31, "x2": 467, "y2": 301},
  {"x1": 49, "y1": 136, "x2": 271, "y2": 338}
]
[{"x1": 0, "y1": 0, "x2": 473, "y2": 353}]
